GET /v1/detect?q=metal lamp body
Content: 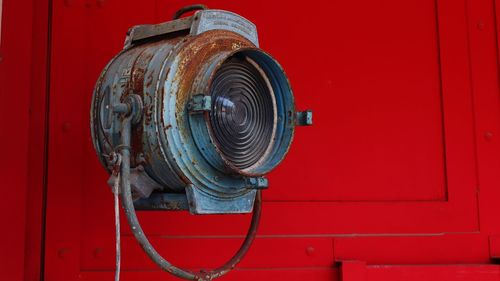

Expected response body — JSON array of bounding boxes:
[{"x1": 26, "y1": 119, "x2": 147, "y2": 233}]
[{"x1": 91, "y1": 10, "x2": 299, "y2": 214}]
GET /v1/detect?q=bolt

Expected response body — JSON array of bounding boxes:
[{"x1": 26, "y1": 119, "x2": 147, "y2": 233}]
[
  {"x1": 477, "y1": 21, "x2": 485, "y2": 31},
  {"x1": 62, "y1": 122, "x2": 71, "y2": 133},
  {"x1": 485, "y1": 131, "x2": 494, "y2": 141},
  {"x1": 245, "y1": 177, "x2": 268, "y2": 189},
  {"x1": 96, "y1": 0, "x2": 106, "y2": 7},
  {"x1": 93, "y1": 248, "x2": 103, "y2": 258},
  {"x1": 136, "y1": 153, "x2": 146, "y2": 163},
  {"x1": 306, "y1": 246, "x2": 315, "y2": 256},
  {"x1": 57, "y1": 248, "x2": 68, "y2": 259}
]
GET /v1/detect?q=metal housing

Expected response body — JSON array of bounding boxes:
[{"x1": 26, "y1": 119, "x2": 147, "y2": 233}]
[{"x1": 91, "y1": 10, "x2": 303, "y2": 214}]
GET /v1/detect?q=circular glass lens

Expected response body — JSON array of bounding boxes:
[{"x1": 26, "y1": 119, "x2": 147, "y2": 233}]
[{"x1": 209, "y1": 56, "x2": 276, "y2": 171}]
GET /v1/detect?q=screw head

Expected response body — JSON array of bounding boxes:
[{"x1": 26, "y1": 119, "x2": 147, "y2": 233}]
[
  {"x1": 306, "y1": 246, "x2": 315, "y2": 256},
  {"x1": 485, "y1": 131, "x2": 494, "y2": 141}
]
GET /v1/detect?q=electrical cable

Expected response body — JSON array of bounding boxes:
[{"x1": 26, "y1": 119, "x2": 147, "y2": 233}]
[{"x1": 112, "y1": 154, "x2": 122, "y2": 281}]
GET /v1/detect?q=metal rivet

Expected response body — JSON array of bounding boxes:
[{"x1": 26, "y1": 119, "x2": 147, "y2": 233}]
[
  {"x1": 93, "y1": 248, "x2": 103, "y2": 258},
  {"x1": 306, "y1": 246, "x2": 315, "y2": 256},
  {"x1": 485, "y1": 131, "x2": 493, "y2": 141},
  {"x1": 58, "y1": 248, "x2": 68, "y2": 258},
  {"x1": 477, "y1": 21, "x2": 485, "y2": 30},
  {"x1": 96, "y1": 0, "x2": 106, "y2": 7},
  {"x1": 62, "y1": 122, "x2": 71, "y2": 133},
  {"x1": 136, "y1": 153, "x2": 146, "y2": 164}
]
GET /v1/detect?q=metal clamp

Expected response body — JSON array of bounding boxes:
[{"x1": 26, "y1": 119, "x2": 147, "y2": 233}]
[
  {"x1": 188, "y1": 94, "x2": 212, "y2": 113},
  {"x1": 296, "y1": 110, "x2": 313, "y2": 126}
]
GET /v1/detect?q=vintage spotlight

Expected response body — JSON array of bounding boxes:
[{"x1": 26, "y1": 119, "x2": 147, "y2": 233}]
[{"x1": 91, "y1": 6, "x2": 312, "y2": 280}]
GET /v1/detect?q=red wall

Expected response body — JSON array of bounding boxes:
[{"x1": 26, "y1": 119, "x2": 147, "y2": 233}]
[{"x1": 2, "y1": 0, "x2": 500, "y2": 280}]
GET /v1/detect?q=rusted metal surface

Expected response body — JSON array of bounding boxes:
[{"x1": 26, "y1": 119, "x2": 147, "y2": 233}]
[
  {"x1": 190, "y1": 10, "x2": 260, "y2": 47},
  {"x1": 90, "y1": 8, "x2": 309, "y2": 280},
  {"x1": 201, "y1": 49, "x2": 297, "y2": 177},
  {"x1": 124, "y1": 10, "x2": 259, "y2": 50},
  {"x1": 133, "y1": 192, "x2": 189, "y2": 211},
  {"x1": 93, "y1": 27, "x2": 265, "y2": 207},
  {"x1": 157, "y1": 30, "x2": 259, "y2": 213},
  {"x1": 91, "y1": 7, "x2": 303, "y2": 212},
  {"x1": 123, "y1": 17, "x2": 193, "y2": 49}
]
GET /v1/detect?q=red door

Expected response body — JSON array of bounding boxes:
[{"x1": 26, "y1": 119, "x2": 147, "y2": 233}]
[{"x1": 3, "y1": 0, "x2": 500, "y2": 280}]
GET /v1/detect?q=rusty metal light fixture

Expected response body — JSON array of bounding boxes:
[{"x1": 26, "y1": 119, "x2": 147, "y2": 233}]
[{"x1": 90, "y1": 6, "x2": 312, "y2": 280}]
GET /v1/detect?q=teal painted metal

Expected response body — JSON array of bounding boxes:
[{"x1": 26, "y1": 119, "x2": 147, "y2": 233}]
[{"x1": 90, "y1": 9, "x2": 311, "y2": 215}]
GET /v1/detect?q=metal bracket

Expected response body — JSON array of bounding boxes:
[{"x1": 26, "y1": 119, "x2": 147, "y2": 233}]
[
  {"x1": 123, "y1": 9, "x2": 259, "y2": 49},
  {"x1": 107, "y1": 165, "x2": 162, "y2": 200},
  {"x1": 124, "y1": 16, "x2": 193, "y2": 49},
  {"x1": 185, "y1": 185, "x2": 256, "y2": 214},
  {"x1": 134, "y1": 192, "x2": 189, "y2": 211},
  {"x1": 188, "y1": 94, "x2": 212, "y2": 113},
  {"x1": 296, "y1": 110, "x2": 313, "y2": 126},
  {"x1": 190, "y1": 10, "x2": 259, "y2": 46}
]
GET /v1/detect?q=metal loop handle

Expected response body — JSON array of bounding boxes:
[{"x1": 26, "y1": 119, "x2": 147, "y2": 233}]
[
  {"x1": 172, "y1": 4, "x2": 208, "y2": 20},
  {"x1": 119, "y1": 116, "x2": 261, "y2": 280}
]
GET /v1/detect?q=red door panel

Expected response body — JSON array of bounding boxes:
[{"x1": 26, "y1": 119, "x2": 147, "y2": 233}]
[
  {"x1": 267, "y1": 0, "x2": 447, "y2": 202},
  {"x1": 35, "y1": 0, "x2": 500, "y2": 280}
]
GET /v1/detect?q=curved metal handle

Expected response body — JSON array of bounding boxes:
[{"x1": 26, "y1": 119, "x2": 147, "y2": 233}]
[
  {"x1": 172, "y1": 4, "x2": 208, "y2": 20},
  {"x1": 118, "y1": 115, "x2": 261, "y2": 280}
]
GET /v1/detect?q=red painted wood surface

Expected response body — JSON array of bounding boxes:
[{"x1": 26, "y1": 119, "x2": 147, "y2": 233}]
[
  {"x1": 0, "y1": 1, "x2": 32, "y2": 280},
  {"x1": 2, "y1": 0, "x2": 500, "y2": 280}
]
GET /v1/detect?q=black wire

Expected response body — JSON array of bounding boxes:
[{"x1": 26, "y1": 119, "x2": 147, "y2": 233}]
[
  {"x1": 118, "y1": 116, "x2": 262, "y2": 280},
  {"x1": 172, "y1": 4, "x2": 208, "y2": 20}
]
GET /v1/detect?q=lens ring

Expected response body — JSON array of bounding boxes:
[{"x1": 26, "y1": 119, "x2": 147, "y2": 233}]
[{"x1": 209, "y1": 56, "x2": 277, "y2": 171}]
